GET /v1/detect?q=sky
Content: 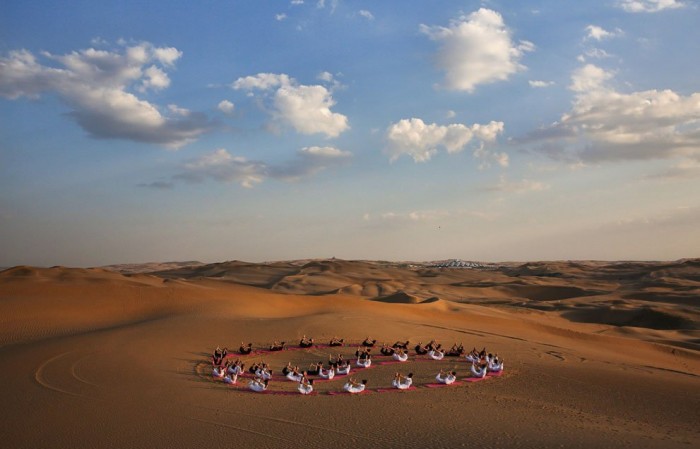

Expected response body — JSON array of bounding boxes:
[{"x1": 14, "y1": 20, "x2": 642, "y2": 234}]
[{"x1": 1, "y1": 0, "x2": 699, "y2": 267}]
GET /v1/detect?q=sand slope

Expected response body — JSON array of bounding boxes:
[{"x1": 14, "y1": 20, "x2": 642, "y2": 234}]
[{"x1": 1, "y1": 260, "x2": 698, "y2": 448}]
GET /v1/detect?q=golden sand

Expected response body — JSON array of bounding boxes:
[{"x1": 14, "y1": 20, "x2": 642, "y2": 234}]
[{"x1": 1, "y1": 260, "x2": 698, "y2": 448}]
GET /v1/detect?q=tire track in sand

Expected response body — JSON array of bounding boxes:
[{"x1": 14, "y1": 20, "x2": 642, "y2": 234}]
[
  {"x1": 70, "y1": 352, "x2": 100, "y2": 387},
  {"x1": 34, "y1": 351, "x2": 83, "y2": 397}
]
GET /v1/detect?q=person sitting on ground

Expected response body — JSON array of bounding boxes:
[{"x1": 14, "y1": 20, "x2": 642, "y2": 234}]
[
  {"x1": 212, "y1": 365, "x2": 225, "y2": 378},
  {"x1": 356, "y1": 346, "x2": 372, "y2": 358},
  {"x1": 380, "y1": 343, "x2": 395, "y2": 356},
  {"x1": 255, "y1": 363, "x2": 272, "y2": 380},
  {"x1": 426, "y1": 340, "x2": 443, "y2": 351},
  {"x1": 239, "y1": 342, "x2": 253, "y2": 355},
  {"x1": 362, "y1": 337, "x2": 376, "y2": 347},
  {"x1": 307, "y1": 361, "x2": 323, "y2": 376},
  {"x1": 286, "y1": 366, "x2": 304, "y2": 382},
  {"x1": 357, "y1": 347, "x2": 371, "y2": 360},
  {"x1": 414, "y1": 342, "x2": 428, "y2": 355},
  {"x1": 299, "y1": 335, "x2": 314, "y2": 348},
  {"x1": 248, "y1": 376, "x2": 269, "y2": 392},
  {"x1": 343, "y1": 377, "x2": 368, "y2": 393},
  {"x1": 471, "y1": 362, "x2": 487, "y2": 378},
  {"x1": 329, "y1": 336, "x2": 344, "y2": 347},
  {"x1": 228, "y1": 359, "x2": 245, "y2": 376},
  {"x1": 223, "y1": 370, "x2": 237, "y2": 384},
  {"x1": 336, "y1": 359, "x2": 351, "y2": 375},
  {"x1": 466, "y1": 347, "x2": 480, "y2": 362},
  {"x1": 354, "y1": 347, "x2": 371, "y2": 367},
  {"x1": 392, "y1": 372, "x2": 413, "y2": 389},
  {"x1": 319, "y1": 363, "x2": 336, "y2": 379},
  {"x1": 392, "y1": 340, "x2": 409, "y2": 350},
  {"x1": 248, "y1": 361, "x2": 260, "y2": 374},
  {"x1": 213, "y1": 346, "x2": 228, "y2": 366},
  {"x1": 393, "y1": 348, "x2": 408, "y2": 361},
  {"x1": 298, "y1": 375, "x2": 314, "y2": 394},
  {"x1": 446, "y1": 343, "x2": 465, "y2": 357},
  {"x1": 282, "y1": 362, "x2": 294, "y2": 376},
  {"x1": 436, "y1": 370, "x2": 457, "y2": 384},
  {"x1": 269, "y1": 341, "x2": 286, "y2": 351},
  {"x1": 488, "y1": 355, "x2": 504, "y2": 372}
]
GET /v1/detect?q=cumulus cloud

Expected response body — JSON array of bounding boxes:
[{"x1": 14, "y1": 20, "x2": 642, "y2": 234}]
[
  {"x1": 232, "y1": 73, "x2": 292, "y2": 90},
  {"x1": 420, "y1": 8, "x2": 533, "y2": 92},
  {"x1": 521, "y1": 63, "x2": 700, "y2": 163},
  {"x1": 275, "y1": 13, "x2": 287, "y2": 21},
  {"x1": 569, "y1": 63, "x2": 613, "y2": 92},
  {"x1": 618, "y1": 0, "x2": 685, "y2": 13},
  {"x1": 232, "y1": 72, "x2": 349, "y2": 138},
  {"x1": 0, "y1": 43, "x2": 212, "y2": 148},
  {"x1": 171, "y1": 146, "x2": 351, "y2": 188},
  {"x1": 217, "y1": 100, "x2": 235, "y2": 114},
  {"x1": 529, "y1": 80, "x2": 555, "y2": 88},
  {"x1": 585, "y1": 25, "x2": 622, "y2": 41},
  {"x1": 385, "y1": 118, "x2": 506, "y2": 165}
]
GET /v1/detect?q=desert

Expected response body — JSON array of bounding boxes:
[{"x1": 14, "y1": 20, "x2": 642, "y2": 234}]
[{"x1": 1, "y1": 258, "x2": 698, "y2": 448}]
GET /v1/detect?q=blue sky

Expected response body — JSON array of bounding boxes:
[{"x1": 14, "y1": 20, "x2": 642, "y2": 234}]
[{"x1": 1, "y1": 0, "x2": 699, "y2": 266}]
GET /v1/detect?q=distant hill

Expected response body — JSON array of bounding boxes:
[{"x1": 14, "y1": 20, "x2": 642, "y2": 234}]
[{"x1": 99, "y1": 261, "x2": 205, "y2": 274}]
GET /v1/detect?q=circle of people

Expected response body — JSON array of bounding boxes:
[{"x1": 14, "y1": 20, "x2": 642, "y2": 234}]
[{"x1": 211, "y1": 336, "x2": 504, "y2": 395}]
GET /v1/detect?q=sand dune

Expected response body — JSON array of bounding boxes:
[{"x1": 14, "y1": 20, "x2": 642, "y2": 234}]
[{"x1": 1, "y1": 259, "x2": 698, "y2": 448}]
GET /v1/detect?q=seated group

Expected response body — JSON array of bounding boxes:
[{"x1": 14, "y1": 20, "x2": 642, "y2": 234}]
[{"x1": 211, "y1": 337, "x2": 503, "y2": 394}]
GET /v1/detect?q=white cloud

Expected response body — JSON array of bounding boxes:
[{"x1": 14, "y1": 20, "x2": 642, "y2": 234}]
[
  {"x1": 522, "y1": 63, "x2": 700, "y2": 163},
  {"x1": 618, "y1": 0, "x2": 685, "y2": 13},
  {"x1": 420, "y1": 8, "x2": 533, "y2": 92},
  {"x1": 176, "y1": 149, "x2": 266, "y2": 188},
  {"x1": 585, "y1": 25, "x2": 622, "y2": 41},
  {"x1": 359, "y1": 10, "x2": 374, "y2": 20},
  {"x1": 446, "y1": 110, "x2": 456, "y2": 118},
  {"x1": 231, "y1": 73, "x2": 292, "y2": 90},
  {"x1": 385, "y1": 117, "x2": 505, "y2": 163},
  {"x1": 317, "y1": 71, "x2": 334, "y2": 82},
  {"x1": 569, "y1": 63, "x2": 613, "y2": 92},
  {"x1": 0, "y1": 43, "x2": 210, "y2": 148},
  {"x1": 173, "y1": 146, "x2": 351, "y2": 187},
  {"x1": 276, "y1": 13, "x2": 287, "y2": 21},
  {"x1": 139, "y1": 65, "x2": 170, "y2": 92},
  {"x1": 529, "y1": 80, "x2": 555, "y2": 88},
  {"x1": 232, "y1": 72, "x2": 349, "y2": 138},
  {"x1": 291, "y1": 0, "x2": 304, "y2": 5},
  {"x1": 217, "y1": 100, "x2": 235, "y2": 114}
]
